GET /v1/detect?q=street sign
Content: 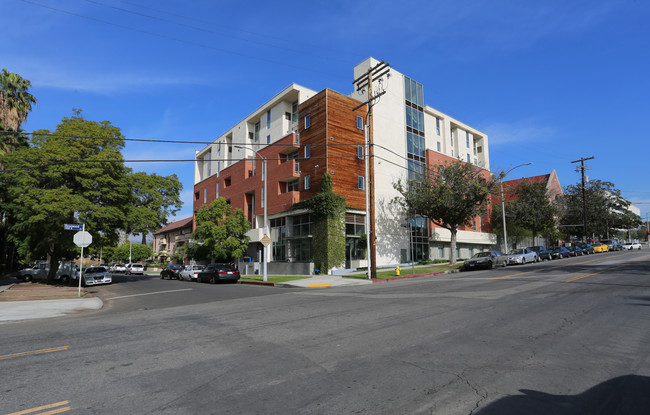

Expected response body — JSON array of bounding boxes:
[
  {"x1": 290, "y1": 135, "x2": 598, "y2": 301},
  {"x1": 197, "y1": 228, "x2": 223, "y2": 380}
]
[
  {"x1": 260, "y1": 234, "x2": 271, "y2": 247},
  {"x1": 73, "y1": 231, "x2": 92, "y2": 248},
  {"x1": 64, "y1": 224, "x2": 83, "y2": 231}
]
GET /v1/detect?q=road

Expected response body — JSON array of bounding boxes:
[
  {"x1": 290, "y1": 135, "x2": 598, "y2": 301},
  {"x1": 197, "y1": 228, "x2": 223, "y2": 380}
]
[{"x1": 2, "y1": 251, "x2": 649, "y2": 414}]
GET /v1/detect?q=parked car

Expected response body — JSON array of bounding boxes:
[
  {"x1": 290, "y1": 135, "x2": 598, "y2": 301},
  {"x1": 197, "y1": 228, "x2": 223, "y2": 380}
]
[
  {"x1": 527, "y1": 246, "x2": 552, "y2": 261},
  {"x1": 593, "y1": 243, "x2": 609, "y2": 253},
  {"x1": 612, "y1": 243, "x2": 624, "y2": 251},
  {"x1": 567, "y1": 246, "x2": 584, "y2": 256},
  {"x1": 577, "y1": 243, "x2": 595, "y2": 255},
  {"x1": 550, "y1": 246, "x2": 571, "y2": 259},
  {"x1": 197, "y1": 263, "x2": 241, "y2": 283},
  {"x1": 507, "y1": 248, "x2": 538, "y2": 265},
  {"x1": 179, "y1": 265, "x2": 205, "y2": 281},
  {"x1": 461, "y1": 251, "x2": 508, "y2": 270},
  {"x1": 18, "y1": 262, "x2": 76, "y2": 284},
  {"x1": 113, "y1": 264, "x2": 126, "y2": 273},
  {"x1": 160, "y1": 264, "x2": 184, "y2": 279},
  {"x1": 622, "y1": 242, "x2": 642, "y2": 250},
  {"x1": 74, "y1": 266, "x2": 112, "y2": 286},
  {"x1": 599, "y1": 239, "x2": 621, "y2": 251},
  {"x1": 126, "y1": 263, "x2": 144, "y2": 275}
]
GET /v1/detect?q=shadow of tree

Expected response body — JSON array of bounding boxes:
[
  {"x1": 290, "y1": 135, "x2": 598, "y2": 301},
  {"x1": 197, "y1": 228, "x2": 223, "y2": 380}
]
[{"x1": 476, "y1": 375, "x2": 650, "y2": 414}]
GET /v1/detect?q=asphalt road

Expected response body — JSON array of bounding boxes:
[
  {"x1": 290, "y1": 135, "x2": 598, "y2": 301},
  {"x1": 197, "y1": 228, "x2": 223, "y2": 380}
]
[{"x1": 2, "y1": 250, "x2": 649, "y2": 414}]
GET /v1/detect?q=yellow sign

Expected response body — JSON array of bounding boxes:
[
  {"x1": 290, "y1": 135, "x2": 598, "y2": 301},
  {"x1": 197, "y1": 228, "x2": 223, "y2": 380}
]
[{"x1": 260, "y1": 235, "x2": 271, "y2": 247}]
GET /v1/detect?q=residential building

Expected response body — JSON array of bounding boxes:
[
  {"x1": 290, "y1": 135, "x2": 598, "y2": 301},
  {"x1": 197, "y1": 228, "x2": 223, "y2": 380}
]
[
  {"x1": 193, "y1": 57, "x2": 496, "y2": 273},
  {"x1": 152, "y1": 217, "x2": 194, "y2": 263}
]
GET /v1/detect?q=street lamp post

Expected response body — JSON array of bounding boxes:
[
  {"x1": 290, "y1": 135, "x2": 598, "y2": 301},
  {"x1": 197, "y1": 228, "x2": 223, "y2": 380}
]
[
  {"x1": 235, "y1": 145, "x2": 268, "y2": 282},
  {"x1": 500, "y1": 162, "x2": 532, "y2": 253}
]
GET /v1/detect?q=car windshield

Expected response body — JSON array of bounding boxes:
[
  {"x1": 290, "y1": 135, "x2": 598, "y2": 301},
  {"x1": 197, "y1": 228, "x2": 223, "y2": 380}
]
[
  {"x1": 170, "y1": 265, "x2": 182, "y2": 270},
  {"x1": 473, "y1": 252, "x2": 491, "y2": 258},
  {"x1": 509, "y1": 249, "x2": 524, "y2": 255}
]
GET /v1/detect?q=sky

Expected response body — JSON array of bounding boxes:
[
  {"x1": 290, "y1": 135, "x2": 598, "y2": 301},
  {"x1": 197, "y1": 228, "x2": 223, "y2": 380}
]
[{"x1": 3, "y1": 0, "x2": 650, "y2": 224}]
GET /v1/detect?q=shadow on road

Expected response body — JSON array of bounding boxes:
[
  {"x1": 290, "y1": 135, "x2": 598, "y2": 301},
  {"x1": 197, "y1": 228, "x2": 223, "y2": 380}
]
[{"x1": 476, "y1": 375, "x2": 650, "y2": 415}]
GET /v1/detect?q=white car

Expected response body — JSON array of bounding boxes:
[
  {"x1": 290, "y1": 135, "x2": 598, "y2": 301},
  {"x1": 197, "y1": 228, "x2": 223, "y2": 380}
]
[
  {"x1": 75, "y1": 266, "x2": 112, "y2": 286},
  {"x1": 113, "y1": 264, "x2": 126, "y2": 273},
  {"x1": 126, "y1": 263, "x2": 144, "y2": 275},
  {"x1": 622, "y1": 242, "x2": 642, "y2": 250},
  {"x1": 507, "y1": 248, "x2": 538, "y2": 264},
  {"x1": 179, "y1": 265, "x2": 205, "y2": 281}
]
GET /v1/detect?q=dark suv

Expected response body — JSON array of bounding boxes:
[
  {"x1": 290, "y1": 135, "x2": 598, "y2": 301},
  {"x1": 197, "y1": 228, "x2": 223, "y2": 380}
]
[
  {"x1": 160, "y1": 264, "x2": 184, "y2": 279},
  {"x1": 527, "y1": 246, "x2": 552, "y2": 261}
]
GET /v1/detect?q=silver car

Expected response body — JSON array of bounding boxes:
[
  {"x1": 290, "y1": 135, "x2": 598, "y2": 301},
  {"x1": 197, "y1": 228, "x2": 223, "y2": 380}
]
[
  {"x1": 75, "y1": 266, "x2": 112, "y2": 286},
  {"x1": 507, "y1": 248, "x2": 538, "y2": 265},
  {"x1": 179, "y1": 265, "x2": 205, "y2": 281}
]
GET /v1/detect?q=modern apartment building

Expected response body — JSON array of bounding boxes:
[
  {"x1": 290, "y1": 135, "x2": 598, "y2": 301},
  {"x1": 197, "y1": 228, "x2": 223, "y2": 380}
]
[{"x1": 193, "y1": 57, "x2": 496, "y2": 274}]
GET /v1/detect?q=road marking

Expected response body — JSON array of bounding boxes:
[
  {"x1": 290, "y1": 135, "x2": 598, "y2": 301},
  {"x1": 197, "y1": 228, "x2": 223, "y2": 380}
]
[
  {"x1": 0, "y1": 346, "x2": 69, "y2": 361},
  {"x1": 308, "y1": 284, "x2": 332, "y2": 287},
  {"x1": 5, "y1": 401, "x2": 71, "y2": 415},
  {"x1": 490, "y1": 254, "x2": 629, "y2": 280},
  {"x1": 563, "y1": 257, "x2": 650, "y2": 283},
  {"x1": 106, "y1": 288, "x2": 193, "y2": 300}
]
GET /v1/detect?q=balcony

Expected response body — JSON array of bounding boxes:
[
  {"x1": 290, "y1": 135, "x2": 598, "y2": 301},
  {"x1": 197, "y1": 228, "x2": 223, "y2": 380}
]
[{"x1": 175, "y1": 234, "x2": 190, "y2": 243}]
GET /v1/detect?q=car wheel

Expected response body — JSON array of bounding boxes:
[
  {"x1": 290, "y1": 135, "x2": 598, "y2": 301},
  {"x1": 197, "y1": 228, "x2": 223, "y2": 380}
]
[
  {"x1": 488, "y1": 261, "x2": 494, "y2": 269},
  {"x1": 522, "y1": 258, "x2": 526, "y2": 265},
  {"x1": 502, "y1": 261, "x2": 507, "y2": 267},
  {"x1": 23, "y1": 275, "x2": 33, "y2": 282},
  {"x1": 161, "y1": 274, "x2": 165, "y2": 279},
  {"x1": 81, "y1": 278, "x2": 86, "y2": 287},
  {"x1": 209, "y1": 276, "x2": 216, "y2": 284}
]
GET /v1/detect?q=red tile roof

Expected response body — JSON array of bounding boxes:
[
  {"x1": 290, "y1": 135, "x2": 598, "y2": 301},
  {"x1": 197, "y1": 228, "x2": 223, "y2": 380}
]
[{"x1": 153, "y1": 217, "x2": 193, "y2": 235}]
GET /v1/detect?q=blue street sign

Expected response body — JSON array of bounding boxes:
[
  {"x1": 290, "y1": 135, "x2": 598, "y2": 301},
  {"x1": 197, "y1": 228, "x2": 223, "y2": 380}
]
[{"x1": 64, "y1": 224, "x2": 83, "y2": 231}]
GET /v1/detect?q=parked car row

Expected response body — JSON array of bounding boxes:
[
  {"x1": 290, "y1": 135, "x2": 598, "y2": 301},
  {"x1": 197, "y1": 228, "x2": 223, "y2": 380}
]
[
  {"x1": 160, "y1": 264, "x2": 240, "y2": 283},
  {"x1": 107, "y1": 263, "x2": 144, "y2": 274}
]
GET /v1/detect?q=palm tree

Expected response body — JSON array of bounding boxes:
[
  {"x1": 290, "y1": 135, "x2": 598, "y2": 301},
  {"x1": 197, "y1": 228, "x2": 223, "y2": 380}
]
[{"x1": 1, "y1": 69, "x2": 37, "y2": 155}]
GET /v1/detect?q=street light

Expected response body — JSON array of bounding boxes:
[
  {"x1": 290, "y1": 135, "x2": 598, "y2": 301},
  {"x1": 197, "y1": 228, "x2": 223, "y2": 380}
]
[
  {"x1": 234, "y1": 145, "x2": 268, "y2": 282},
  {"x1": 500, "y1": 162, "x2": 532, "y2": 253}
]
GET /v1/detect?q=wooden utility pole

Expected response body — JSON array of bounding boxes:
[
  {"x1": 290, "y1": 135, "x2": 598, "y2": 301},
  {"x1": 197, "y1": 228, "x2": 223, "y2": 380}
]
[
  {"x1": 353, "y1": 60, "x2": 390, "y2": 279},
  {"x1": 571, "y1": 156, "x2": 594, "y2": 242}
]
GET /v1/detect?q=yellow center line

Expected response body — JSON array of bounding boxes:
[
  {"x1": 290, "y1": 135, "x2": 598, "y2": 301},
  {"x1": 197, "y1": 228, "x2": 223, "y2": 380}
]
[
  {"x1": 308, "y1": 284, "x2": 332, "y2": 287},
  {"x1": 564, "y1": 257, "x2": 650, "y2": 283},
  {"x1": 5, "y1": 401, "x2": 70, "y2": 415},
  {"x1": 0, "y1": 346, "x2": 69, "y2": 361}
]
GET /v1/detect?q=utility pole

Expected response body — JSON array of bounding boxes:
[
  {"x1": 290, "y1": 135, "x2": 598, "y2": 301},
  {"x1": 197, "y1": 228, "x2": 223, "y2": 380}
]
[
  {"x1": 353, "y1": 60, "x2": 390, "y2": 279},
  {"x1": 571, "y1": 156, "x2": 594, "y2": 242}
]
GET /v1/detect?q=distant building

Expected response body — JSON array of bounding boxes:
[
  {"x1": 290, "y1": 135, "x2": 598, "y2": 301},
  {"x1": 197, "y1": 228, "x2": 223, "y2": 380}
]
[
  {"x1": 193, "y1": 57, "x2": 495, "y2": 274},
  {"x1": 152, "y1": 217, "x2": 193, "y2": 263},
  {"x1": 496, "y1": 170, "x2": 563, "y2": 204}
]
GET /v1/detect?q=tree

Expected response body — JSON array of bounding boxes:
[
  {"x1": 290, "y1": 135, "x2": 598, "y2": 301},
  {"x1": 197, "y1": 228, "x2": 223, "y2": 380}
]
[
  {"x1": 126, "y1": 171, "x2": 183, "y2": 244},
  {"x1": 114, "y1": 243, "x2": 152, "y2": 262},
  {"x1": 560, "y1": 179, "x2": 639, "y2": 240},
  {"x1": 293, "y1": 173, "x2": 346, "y2": 273},
  {"x1": 1, "y1": 69, "x2": 36, "y2": 154},
  {"x1": 193, "y1": 198, "x2": 250, "y2": 262},
  {"x1": 394, "y1": 160, "x2": 498, "y2": 265},
  {"x1": 1, "y1": 111, "x2": 131, "y2": 279},
  {"x1": 508, "y1": 181, "x2": 559, "y2": 242}
]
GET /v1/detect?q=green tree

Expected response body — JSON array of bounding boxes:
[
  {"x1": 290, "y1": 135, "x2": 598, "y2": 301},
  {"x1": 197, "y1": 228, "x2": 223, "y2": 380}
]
[
  {"x1": 126, "y1": 171, "x2": 183, "y2": 244},
  {"x1": 1, "y1": 111, "x2": 131, "y2": 279},
  {"x1": 560, "y1": 179, "x2": 639, "y2": 240},
  {"x1": 508, "y1": 181, "x2": 559, "y2": 242},
  {"x1": 394, "y1": 160, "x2": 498, "y2": 265},
  {"x1": 293, "y1": 173, "x2": 346, "y2": 273},
  {"x1": 114, "y1": 243, "x2": 152, "y2": 262},
  {"x1": 194, "y1": 198, "x2": 250, "y2": 262}
]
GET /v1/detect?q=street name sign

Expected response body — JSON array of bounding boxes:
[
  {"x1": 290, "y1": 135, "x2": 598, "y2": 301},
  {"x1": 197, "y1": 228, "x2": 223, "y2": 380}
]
[{"x1": 64, "y1": 224, "x2": 83, "y2": 231}]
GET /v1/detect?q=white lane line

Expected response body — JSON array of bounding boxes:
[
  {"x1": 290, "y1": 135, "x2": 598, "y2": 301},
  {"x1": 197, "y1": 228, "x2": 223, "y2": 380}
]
[{"x1": 106, "y1": 288, "x2": 193, "y2": 300}]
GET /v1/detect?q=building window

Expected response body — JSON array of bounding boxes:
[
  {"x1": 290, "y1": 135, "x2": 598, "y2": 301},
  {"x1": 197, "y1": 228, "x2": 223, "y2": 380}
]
[
  {"x1": 291, "y1": 101, "x2": 298, "y2": 123},
  {"x1": 357, "y1": 145, "x2": 364, "y2": 159},
  {"x1": 266, "y1": 110, "x2": 271, "y2": 129},
  {"x1": 346, "y1": 213, "x2": 366, "y2": 261},
  {"x1": 437, "y1": 142, "x2": 441, "y2": 152},
  {"x1": 292, "y1": 214, "x2": 312, "y2": 237},
  {"x1": 304, "y1": 114, "x2": 311, "y2": 129},
  {"x1": 467, "y1": 154, "x2": 471, "y2": 162},
  {"x1": 224, "y1": 177, "x2": 231, "y2": 187},
  {"x1": 356, "y1": 116, "x2": 364, "y2": 130},
  {"x1": 217, "y1": 161, "x2": 220, "y2": 177},
  {"x1": 304, "y1": 144, "x2": 310, "y2": 159},
  {"x1": 466, "y1": 131, "x2": 470, "y2": 148},
  {"x1": 450, "y1": 128, "x2": 454, "y2": 146},
  {"x1": 287, "y1": 180, "x2": 299, "y2": 192},
  {"x1": 203, "y1": 187, "x2": 207, "y2": 204},
  {"x1": 194, "y1": 191, "x2": 199, "y2": 200},
  {"x1": 216, "y1": 183, "x2": 220, "y2": 198},
  {"x1": 267, "y1": 135, "x2": 270, "y2": 144},
  {"x1": 358, "y1": 176, "x2": 365, "y2": 190},
  {"x1": 304, "y1": 175, "x2": 311, "y2": 190},
  {"x1": 436, "y1": 118, "x2": 440, "y2": 135},
  {"x1": 254, "y1": 122, "x2": 260, "y2": 142},
  {"x1": 271, "y1": 217, "x2": 286, "y2": 261}
]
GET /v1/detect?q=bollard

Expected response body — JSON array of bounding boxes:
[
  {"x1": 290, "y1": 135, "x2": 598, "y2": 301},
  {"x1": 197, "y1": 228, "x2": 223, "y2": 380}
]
[{"x1": 396, "y1": 266, "x2": 400, "y2": 276}]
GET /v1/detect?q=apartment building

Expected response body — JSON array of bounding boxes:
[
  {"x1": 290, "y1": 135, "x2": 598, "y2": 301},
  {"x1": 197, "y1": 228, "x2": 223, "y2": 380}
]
[
  {"x1": 193, "y1": 58, "x2": 496, "y2": 273},
  {"x1": 152, "y1": 216, "x2": 194, "y2": 263}
]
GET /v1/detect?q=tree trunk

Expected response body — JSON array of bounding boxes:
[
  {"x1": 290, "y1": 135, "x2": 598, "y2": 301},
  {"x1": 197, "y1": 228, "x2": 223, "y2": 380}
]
[
  {"x1": 141, "y1": 233, "x2": 147, "y2": 245},
  {"x1": 449, "y1": 227, "x2": 458, "y2": 265}
]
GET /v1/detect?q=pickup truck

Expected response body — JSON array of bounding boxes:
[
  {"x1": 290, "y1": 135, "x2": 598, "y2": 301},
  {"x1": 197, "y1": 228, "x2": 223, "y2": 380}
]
[{"x1": 18, "y1": 262, "x2": 76, "y2": 285}]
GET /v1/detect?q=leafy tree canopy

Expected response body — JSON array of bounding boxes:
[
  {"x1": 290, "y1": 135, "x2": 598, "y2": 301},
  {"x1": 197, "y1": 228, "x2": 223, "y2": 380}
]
[
  {"x1": 194, "y1": 198, "x2": 250, "y2": 262},
  {"x1": 114, "y1": 243, "x2": 152, "y2": 262},
  {"x1": 394, "y1": 160, "x2": 497, "y2": 264},
  {"x1": 506, "y1": 180, "x2": 559, "y2": 241}
]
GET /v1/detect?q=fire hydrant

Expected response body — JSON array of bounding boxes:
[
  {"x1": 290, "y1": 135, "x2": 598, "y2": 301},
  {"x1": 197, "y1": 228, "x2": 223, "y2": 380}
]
[{"x1": 395, "y1": 266, "x2": 400, "y2": 276}]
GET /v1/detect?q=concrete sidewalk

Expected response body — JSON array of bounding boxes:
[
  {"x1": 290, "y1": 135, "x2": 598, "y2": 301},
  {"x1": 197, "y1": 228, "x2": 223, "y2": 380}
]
[
  {"x1": 0, "y1": 297, "x2": 103, "y2": 322},
  {"x1": 274, "y1": 275, "x2": 373, "y2": 288}
]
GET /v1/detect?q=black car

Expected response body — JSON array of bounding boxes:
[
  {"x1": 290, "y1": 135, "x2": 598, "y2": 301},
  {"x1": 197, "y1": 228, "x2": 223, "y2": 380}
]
[
  {"x1": 197, "y1": 264, "x2": 241, "y2": 283},
  {"x1": 527, "y1": 246, "x2": 552, "y2": 261},
  {"x1": 550, "y1": 246, "x2": 571, "y2": 259},
  {"x1": 461, "y1": 251, "x2": 508, "y2": 270},
  {"x1": 567, "y1": 246, "x2": 584, "y2": 256},
  {"x1": 577, "y1": 243, "x2": 595, "y2": 255},
  {"x1": 160, "y1": 264, "x2": 184, "y2": 279}
]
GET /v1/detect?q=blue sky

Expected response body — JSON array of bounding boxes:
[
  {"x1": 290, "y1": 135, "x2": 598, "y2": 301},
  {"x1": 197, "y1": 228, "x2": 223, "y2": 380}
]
[{"x1": 3, "y1": 0, "x2": 650, "y2": 223}]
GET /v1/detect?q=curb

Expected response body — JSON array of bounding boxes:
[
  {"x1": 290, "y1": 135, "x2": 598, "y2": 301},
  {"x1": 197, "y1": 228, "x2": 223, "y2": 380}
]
[
  {"x1": 371, "y1": 268, "x2": 460, "y2": 283},
  {"x1": 0, "y1": 283, "x2": 15, "y2": 293},
  {"x1": 239, "y1": 281, "x2": 276, "y2": 287}
]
